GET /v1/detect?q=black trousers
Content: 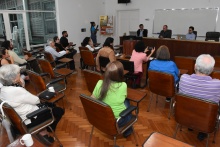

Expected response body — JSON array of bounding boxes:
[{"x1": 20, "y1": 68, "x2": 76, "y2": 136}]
[{"x1": 27, "y1": 106, "x2": 64, "y2": 131}]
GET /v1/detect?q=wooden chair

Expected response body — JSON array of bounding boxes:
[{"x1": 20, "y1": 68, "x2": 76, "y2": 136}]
[
  {"x1": 99, "y1": 56, "x2": 110, "y2": 73},
  {"x1": 43, "y1": 51, "x2": 73, "y2": 69},
  {"x1": 80, "y1": 50, "x2": 96, "y2": 70},
  {"x1": 79, "y1": 94, "x2": 138, "y2": 147},
  {"x1": 119, "y1": 60, "x2": 140, "y2": 88},
  {"x1": 83, "y1": 69, "x2": 103, "y2": 93},
  {"x1": 174, "y1": 56, "x2": 195, "y2": 74},
  {"x1": 210, "y1": 71, "x2": 220, "y2": 80},
  {"x1": 79, "y1": 46, "x2": 90, "y2": 69},
  {"x1": 173, "y1": 93, "x2": 219, "y2": 147},
  {"x1": 38, "y1": 59, "x2": 73, "y2": 84},
  {"x1": 147, "y1": 70, "x2": 175, "y2": 119},
  {"x1": 0, "y1": 100, "x2": 62, "y2": 146},
  {"x1": 214, "y1": 56, "x2": 220, "y2": 67}
]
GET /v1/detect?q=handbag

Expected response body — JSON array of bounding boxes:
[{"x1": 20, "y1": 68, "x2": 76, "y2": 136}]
[{"x1": 38, "y1": 91, "x2": 56, "y2": 100}]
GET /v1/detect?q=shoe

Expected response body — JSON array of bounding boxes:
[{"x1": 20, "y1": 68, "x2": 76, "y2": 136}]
[
  {"x1": 123, "y1": 127, "x2": 133, "y2": 138},
  {"x1": 165, "y1": 97, "x2": 171, "y2": 102},
  {"x1": 197, "y1": 132, "x2": 207, "y2": 141},
  {"x1": 43, "y1": 135, "x2": 54, "y2": 143}
]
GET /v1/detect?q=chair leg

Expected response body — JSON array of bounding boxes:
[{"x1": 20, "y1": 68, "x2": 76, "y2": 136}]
[
  {"x1": 206, "y1": 133, "x2": 210, "y2": 147},
  {"x1": 47, "y1": 126, "x2": 63, "y2": 147},
  {"x1": 132, "y1": 126, "x2": 138, "y2": 146},
  {"x1": 147, "y1": 92, "x2": 154, "y2": 112},
  {"x1": 173, "y1": 123, "x2": 180, "y2": 138},
  {"x1": 213, "y1": 128, "x2": 217, "y2": 143},
  {"x1": 114, "y1": 136, "x2": 117, "y2": 147},
  {"x1": 88, "y1": 126, "x2": 94, "y2": 147},
  {"x1": 168, "y1": 98, "x2": 173, "y2": 119}
]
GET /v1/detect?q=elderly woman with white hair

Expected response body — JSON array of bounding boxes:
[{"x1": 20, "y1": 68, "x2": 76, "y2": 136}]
[
  {"x1": 45, "y1": 38, "x2": 76, "y2": 70},
  {"x1": 0, "y1": 64, "x2": 64, "y2": 143}
]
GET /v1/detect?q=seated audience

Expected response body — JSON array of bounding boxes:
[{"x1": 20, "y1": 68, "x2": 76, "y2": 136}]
[
  {"x1": 0, "y1": 64, "x2": 64, "y2": 143},
  {"x1": 137, "y1": 24, "x2": 148, "y2": 37},
  {"x1": 1, "y1": 48, "x2": 28, "y2": 84},
  {"x1": 45, "y1": 39, "x2": 75, "y2": 70},
  {"x1": 91, "y1": 61, "x2": 133, "y2": 137},
  {"x1": 60, "y1": 31, "x2": 77, "y2": 56},
  {"x1": 96, "y1": 37, "x2": 116, "y2": 71},
  {"x1": 179, "y1": 54, "x2": 220, "y2": 141},
  {"x1": 1, "y1": 40, "x2": 41, "y2": 73},
  {"x1": 149, "y1": 45, "x2": 179, "y2": 101},
  {"x1": 54, "y1": 35, "x2": 77, "y2": 55},
  {"x1": 186, "y1": 26, "x2": 196, "y2": 40},
  {"x1": 130, "y1": 41, "x2": 155, "y2": 86},
  {"x1": 158, "y1": 25, "x2": 172, "y2": 38},
  {"x1": 81, "y1": 37, "x2": 97, "y2": 52}
]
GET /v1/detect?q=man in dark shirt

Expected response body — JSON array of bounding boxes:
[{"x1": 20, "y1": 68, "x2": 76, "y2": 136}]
[
  {"x1": 60, "y1": 31, "x2": 77, "y2": 56},
  {"x1": 137, "y1": 24, "x2": 148, "y2": 37},
  {"x1": 158, "y1": 25, "x2": 172, "y2": 38}
]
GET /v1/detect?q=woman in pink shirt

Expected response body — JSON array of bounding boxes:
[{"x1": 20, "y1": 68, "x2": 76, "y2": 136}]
[{"x1": 130, "y1": 41, "x2": 155, "y2": 86}]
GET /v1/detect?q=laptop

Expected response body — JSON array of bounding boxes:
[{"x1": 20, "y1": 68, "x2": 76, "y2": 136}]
[
  {"x1": 177, "y1": 35, "x2": 186, "y2": 40},
  {"x1": 129, "y1": 31, "x2": 137, "y2": 36}
]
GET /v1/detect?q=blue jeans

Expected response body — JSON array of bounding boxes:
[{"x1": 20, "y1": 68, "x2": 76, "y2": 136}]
[{"x1": 117, "y1": 99, "x2": 133, "y2": 137}]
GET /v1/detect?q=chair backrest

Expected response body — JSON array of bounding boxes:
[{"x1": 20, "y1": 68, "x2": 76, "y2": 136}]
[
  {"x1": 38, "y1": 59, "x2": 56, "y2": 78},
  {"x1": 148, "y1": 70, "x2": 175, "y2": 97},
  {"x1": 99, "y1": 56, "x2": 110, "y2": 72},
  {"x1": 80, "y1": 50, "x2": 96, "y2": 66},
  {"x1": 83, "y1": 69, "x2": 103, "y2": 93},
  {"x1": 79, "y1": 94, "x2": 118, "y2": 136},
  {"x1": 174, "y1": 56, "x2": 195, "y2": 74},
  {"x1": 193, "y1": 31, "x2": 197, "y2": 40},
  {"x1": 26, "y1": 70, "x2": 47, "y2": 93},
  {"x1": 79, "y1": 46, "x2": 89, "y2": 52},
  {"x1": 210, "y1": 71, "x2": 220, "y2": 80},
  {"x1": 214, "y1": 56, "x2": 220, "y2": 67},
  {"x1": 0, "y1": 100, "x2": 27, "y2": 134},
  {"x1": 123, "y1": 40, "x2": 138, "y2": 55},
  {"x1": 43, "y1": 51, "x2": 56, "y2": 67},
  {"x1": 119, "y1": 60, "x2": 134, "y2": 73},
  {"x1": 205, "y1": 32, "x2": 220, "y2": 42},
  {"x1": 175, "y1": 93, "x2": 218, "y2": 133}
]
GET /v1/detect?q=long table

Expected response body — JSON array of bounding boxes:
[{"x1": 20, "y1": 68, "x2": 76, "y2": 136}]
[{"x1": 120, "y1": 37, "x2": 220, "y2": 60}]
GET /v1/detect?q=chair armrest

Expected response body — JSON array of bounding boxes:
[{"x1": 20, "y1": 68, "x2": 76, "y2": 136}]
[
  {"x1": 46, "y1": 78, "x2": 64, "y2": 86},
  {"x1": 119, "y1": 106, "x2": 137, "y2": 118},
  {"x1": 55, "y1": 63, "x2": 67, "y2": 69},
  {"x1": 40, "y1": 72, "x2": 50, "y2": 77},
  {"x1": 26, "y1": 107, "x2": 50, "y2": 119}
]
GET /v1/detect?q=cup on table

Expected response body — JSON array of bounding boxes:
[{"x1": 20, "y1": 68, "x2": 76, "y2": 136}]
[
  {"x1": 20, "y1": 134, "x2": 33, "y2": 147},
  {"x1": 48, "y1": 87, "x2": 55, "y2": 92}
]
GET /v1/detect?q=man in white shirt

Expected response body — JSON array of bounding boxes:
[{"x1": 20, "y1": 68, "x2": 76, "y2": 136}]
[{"x1": 45, "y1": 39, "x2": 76, "y2": 70}]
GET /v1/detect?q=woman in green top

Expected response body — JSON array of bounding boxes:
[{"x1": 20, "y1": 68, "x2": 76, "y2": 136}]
[{"x1": 91, "y1": 61, "x2": 133, "y2": 137}]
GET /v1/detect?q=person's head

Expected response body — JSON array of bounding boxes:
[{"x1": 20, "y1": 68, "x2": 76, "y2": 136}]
[
  {"x1": 134, "y1": 41, "x2": 146, "y2": 52},
  {"x1": 47, "y1": 38, "x2": 55, "y2": 47},
  {"x1": 103, "y1": 37, "x2": 114, "y2": 48},
  {"x1": 99, "y1": 61, "x2": 124, "y2": 100},
  {"x1": 53, "y1": 36, "x2": 60, "y2": 43},
  {"x1": 62, "y1": 31, "x2": 68, "y2": 37},
  {"x1": 156, "y1": 45, "x2": 170, "y2": 60},
  {"x1": 163, "y1": 25, "x2": 168, "y2": 31},
  {"x1": 90, "y1": 22, "x2": 96, "y2": 27},
  {"x1": 1, "y1": 48, "x2": 9, "y2": 58},
  {"x1": 1, "y1": 40, "x2": 13, "y2": 50},
  {"x1": 0, "y1": 64, "x2": 20, "y2": 86},
  {"x1": 188, "y1": 26, "x2": 194, "y2": 34},
  {"x1": 82, "y1": 37, "x2": 91, "y2": 47},
  {"x1": 139, "y1": 24, "x2": 144, "y2": 30},
  {"x1": 195, "y1": 54, "x2": 215, "y2": 75}
]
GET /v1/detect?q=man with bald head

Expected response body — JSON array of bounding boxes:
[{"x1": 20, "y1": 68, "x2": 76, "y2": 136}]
[{"x1": 179, "y1": 54, "x2": 220, "y2": 141}]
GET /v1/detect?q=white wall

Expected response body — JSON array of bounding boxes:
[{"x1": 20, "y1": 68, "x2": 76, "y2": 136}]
[
  {"x1": 104, "y1": 0, "x2": 220, "y2": 44},
  {"x1": 56, "y1": 0, "x2": 105, "y2": 51}
]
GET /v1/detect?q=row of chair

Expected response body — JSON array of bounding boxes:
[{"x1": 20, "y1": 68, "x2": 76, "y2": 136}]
[
  {"x1": 82, "y1": 69, "x2": 219, "y2": 147},
  {"x1": 0, "y1": 49, "x2": 75, "y2": 146}
]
